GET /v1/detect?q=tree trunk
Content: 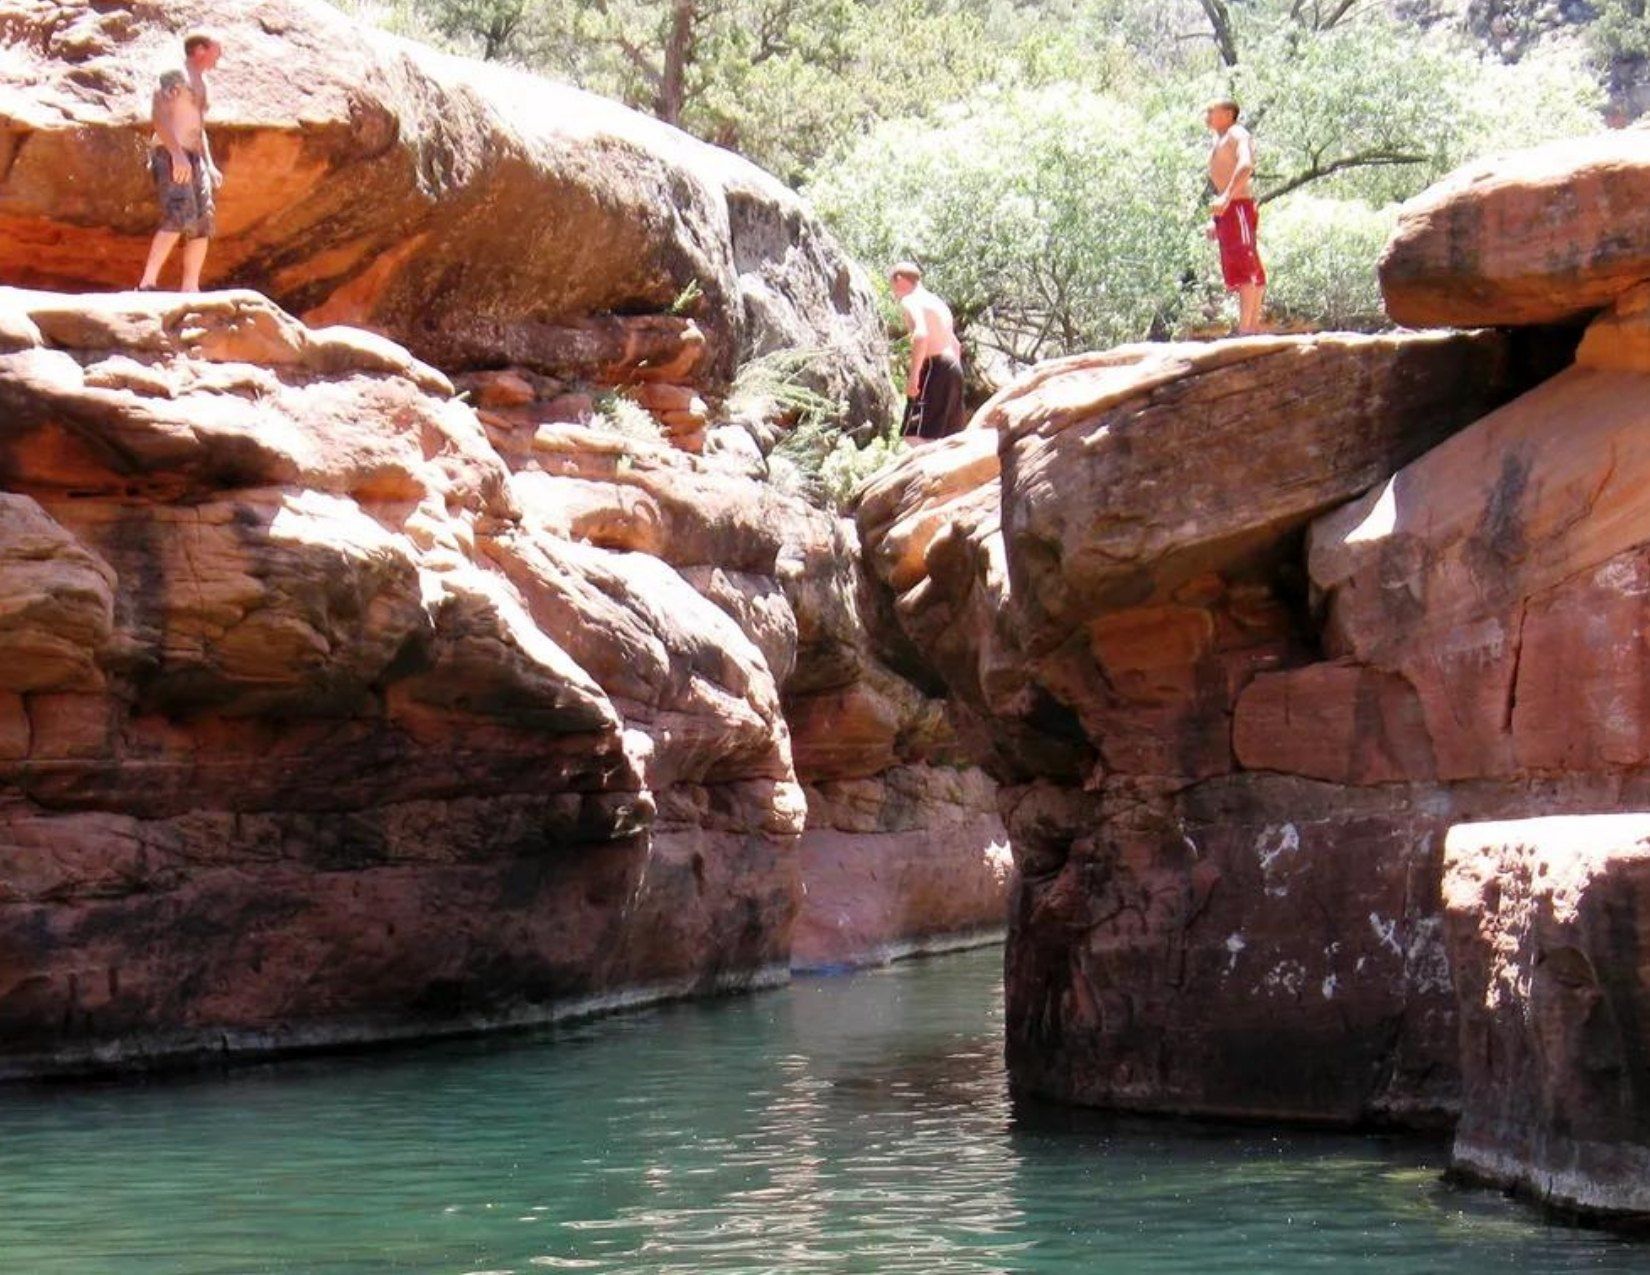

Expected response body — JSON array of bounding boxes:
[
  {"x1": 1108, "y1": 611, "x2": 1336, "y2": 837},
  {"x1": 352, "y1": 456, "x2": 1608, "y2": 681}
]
[
  {"x1": 656, "y1": 1, "x2": 699, "y2": 126},
  {"x1": 1198, "y1": 0, "x2": 1241, "y2": 66}
]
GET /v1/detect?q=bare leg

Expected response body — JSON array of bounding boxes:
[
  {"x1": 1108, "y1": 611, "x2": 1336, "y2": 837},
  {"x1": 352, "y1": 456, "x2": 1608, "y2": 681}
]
[
  {"x1": 179, "y1": 237, "x2": 211, "y2": 293},
  {"x1": 1238, "y1": 283, "x2": 1266, "y2": 335},
  {"x1": 139, "y1": 230, "x2": 181, "y2": 289}
]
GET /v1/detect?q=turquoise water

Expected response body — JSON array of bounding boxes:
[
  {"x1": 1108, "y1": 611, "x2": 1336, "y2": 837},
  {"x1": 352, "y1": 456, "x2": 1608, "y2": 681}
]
[{"x1": 0, "y1": 946, "x2": 1642, "y2": 1273}]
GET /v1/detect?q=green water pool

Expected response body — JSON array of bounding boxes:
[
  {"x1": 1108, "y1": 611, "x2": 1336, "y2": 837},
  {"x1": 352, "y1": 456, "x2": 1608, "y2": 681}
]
[{"x1": 0, "y1": 945, "x2": 1642, "y2": 1273}]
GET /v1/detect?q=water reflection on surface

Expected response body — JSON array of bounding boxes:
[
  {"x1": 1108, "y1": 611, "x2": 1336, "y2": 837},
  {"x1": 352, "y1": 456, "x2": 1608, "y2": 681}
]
[{"x1": 0, "y1": 946, "x2": 1642, "y2": 1273}]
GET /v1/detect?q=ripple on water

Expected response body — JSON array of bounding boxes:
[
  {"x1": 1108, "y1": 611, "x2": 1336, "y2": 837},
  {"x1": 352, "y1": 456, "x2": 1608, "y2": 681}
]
[{"x1": 0, "y1": 948, "x2": 1644, "y2": 1274}]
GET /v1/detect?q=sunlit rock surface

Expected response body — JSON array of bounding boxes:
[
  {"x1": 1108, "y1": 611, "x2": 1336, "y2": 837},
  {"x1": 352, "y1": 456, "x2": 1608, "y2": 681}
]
[
  {"x1": 0, "y1": 0, "x2": 892, "y2": 427},
  {"x1": 1381, "y1": 128, "x2": 1650, "y2": 329}
]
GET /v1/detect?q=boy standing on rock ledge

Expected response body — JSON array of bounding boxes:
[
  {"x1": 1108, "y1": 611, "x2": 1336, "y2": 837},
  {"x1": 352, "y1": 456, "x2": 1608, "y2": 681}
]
[
  {"x1": 1206, "y1": 97, "x2": 1267, "y2": 335},
  {"x1": 891, "y1": 262, "x2": 967, "y2": 440},
  {"x1": 138, "y1": 31, "x2": 223, "y2": 293}
]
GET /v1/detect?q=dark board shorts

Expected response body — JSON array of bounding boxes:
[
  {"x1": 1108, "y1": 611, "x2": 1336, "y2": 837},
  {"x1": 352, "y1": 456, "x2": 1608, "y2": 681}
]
[{"x1": 151, "y1": 148, "x2": 215, "y2": 240}]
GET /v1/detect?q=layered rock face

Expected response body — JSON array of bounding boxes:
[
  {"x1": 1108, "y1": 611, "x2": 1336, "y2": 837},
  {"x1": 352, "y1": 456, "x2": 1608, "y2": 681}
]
[
  {"x1": 781, "y1": 502, "x2": 1010, "y2": 970},
  {"x1": 0, "y1": 286, "x2": 789, "y2": 1074},
  {"x1": 0, "y1": 283, "x2": 1004, "y2": 1076},
  {"x1": 1443, "y1": 817, "x2": 1650, "y2": 1225},
  {"x1": 858, "y1": 127, "x2": 1650, "y2": 1209},
  {"x1": 0, "y1": 0, "x2": 892, "y2": 428},
  {"x1": 0, "y1": 0, "x2": 1010, "y2": 1075},
  {"x1": 861, "y1": 331, "x2": 1544, "y2": 1125}
]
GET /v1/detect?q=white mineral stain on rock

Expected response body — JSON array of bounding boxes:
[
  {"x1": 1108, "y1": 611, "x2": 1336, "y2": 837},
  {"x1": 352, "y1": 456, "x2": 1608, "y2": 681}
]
[
  {"x1": 1257, "y1": 823, "x2": 1300, "y2": 897},
  {"x1": 1265, "y1": 960, "x2": 1307, "y2": 998},
  {"x1": 1369, "y1": 912, "x2": 1405, "y2": 958},
  {"x1": 1403, "y1": 914, "x2": 1453, "y2": 995}
]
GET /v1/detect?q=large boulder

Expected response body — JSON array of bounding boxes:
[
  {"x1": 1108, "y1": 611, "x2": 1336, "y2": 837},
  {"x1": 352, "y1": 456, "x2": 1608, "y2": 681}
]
[
  {"x1": 0, "y1": 0, "x2": 892, "y2": 427},
  {"x1": 1298, "y1": 342, "x2": 1650, "y2": 784},
  {"x1": 1380, "y1": 128, "x2": 1650, "y2": 328},
  {"x1": 1443, "y1": 816, "x2": 1650, "y2": 1226},
  {"x1": 862, "y1": 332, "x2": 1527, "y2": 785},
  {"x1": 857, "y1": 329, "x2": 1554, "y2": 1124},
  {"x1": 0, "y1": 286, "x2": 793, "y2": 1076}
]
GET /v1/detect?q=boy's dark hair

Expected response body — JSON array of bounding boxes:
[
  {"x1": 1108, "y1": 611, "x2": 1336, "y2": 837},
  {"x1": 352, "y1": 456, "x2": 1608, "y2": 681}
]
[
  {"x1": 1206, "y1": 97, "x2": 1241, "y2": 121},
  {"x1": 183, "y1": 31, "x2": 218, "y2": 58}
]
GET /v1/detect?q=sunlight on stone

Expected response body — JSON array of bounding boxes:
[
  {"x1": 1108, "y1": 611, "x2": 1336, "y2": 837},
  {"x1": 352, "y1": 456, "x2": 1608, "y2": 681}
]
[{"x1": 1345, "y1": 477, "x2": 1399, "y2": 544}]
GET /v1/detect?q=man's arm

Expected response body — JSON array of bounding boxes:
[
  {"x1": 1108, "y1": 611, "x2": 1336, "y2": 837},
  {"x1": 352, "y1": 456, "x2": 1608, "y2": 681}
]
[
  {"x1": 201, "y1": 125, "x2": 220, "y2": 188},
  {"x1": 902, "y1": 297, "x2": 929, "y2": 399},
  {"x1": 152, "y1": 86, "x2": 192, "y2": 184}
]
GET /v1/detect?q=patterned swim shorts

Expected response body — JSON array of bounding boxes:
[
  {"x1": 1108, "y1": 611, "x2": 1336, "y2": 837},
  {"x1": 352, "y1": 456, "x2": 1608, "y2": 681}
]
[{"x1": 150, "y1": 148, "x2": 215, "y2": 240}]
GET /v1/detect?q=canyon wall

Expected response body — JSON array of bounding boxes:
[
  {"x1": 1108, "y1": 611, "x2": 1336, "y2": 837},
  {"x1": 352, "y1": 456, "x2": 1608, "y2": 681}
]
[
  {"x1": 861, "y1": 134, "x2": 1650, "y2": 1221},
  {"x1": 0, "y1": 0, "x2": 1008, "y2": 1077}
]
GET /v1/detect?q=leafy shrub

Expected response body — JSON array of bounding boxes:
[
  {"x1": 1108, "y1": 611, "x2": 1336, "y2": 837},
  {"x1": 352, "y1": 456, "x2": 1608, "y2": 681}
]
[
  {"x1": 735, "y1": 349, "x2": 905, "y2": 509},
  {"x1": 1256, "y1": 197, "x2": 1398, "y2": 331},
  {"x1": 811, "y1": 87, "x2": 1207, "y2": 366},
  {"x1": 589, "y1": 392, "x2": 665, "y2": 443}
]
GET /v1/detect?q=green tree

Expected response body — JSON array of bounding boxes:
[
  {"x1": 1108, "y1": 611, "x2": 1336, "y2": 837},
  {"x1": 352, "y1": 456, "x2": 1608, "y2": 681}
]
[
  {"x1": 1257, "y1": 196, "x2": 1395, "y2": 330},
  {"x1": 812, "y1": 88, "x2": 1208, "y2": 364},
  {"x1": 337, "y1": 0, "x2": 1608, "y2": 358},
  {"x1": 812, "y1": 3, "x2": 1602, "y2": 362},
  {"x1": 1593, "y1": 0, "x2": 1650, "y2": 62}
]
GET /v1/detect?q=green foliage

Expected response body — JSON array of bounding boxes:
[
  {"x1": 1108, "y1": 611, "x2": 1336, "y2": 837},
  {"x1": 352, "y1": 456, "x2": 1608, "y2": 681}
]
[
  {"x1": 668, "y1": 278, "x2": 705, "y2": 316},
  {"x1": 340, "y1": 0, "x2": 1612, "y2": 361},
  {"x1": 736, "y1": 349, "x2": 904, "y2": 508},
  {"x1": 729, "y1": 348, "x2": 845, "y2": 432},
  {"x1": 1254, "y1": 196, "x2": 1397, "y2": 331},
  {"x1": 770, "y1": 419, "x2": 908, "y2": 510},
  {"x1": 1592, "y1": 0, "x2": 1650, "y2": 64},
  {"x1": 819, "y1": 431, "x2": 909, "y2": 508},
  {"x1": 812, "y1": 0, "x2": 1605, "y2": 359},
  {"x1": 812, "y1": 88, "x2": 1208, "y2": 364},
  {"x1": 424, "y1": 0, "x2": 531, "y2": 57},
  {"x1": 590, "y1": 391, "x2": 666, "y2": 443}
]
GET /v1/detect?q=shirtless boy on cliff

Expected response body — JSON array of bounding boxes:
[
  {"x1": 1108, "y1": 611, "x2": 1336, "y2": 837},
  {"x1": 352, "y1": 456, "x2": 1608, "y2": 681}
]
[
  {"x1": 138, "y1": 32, "x2": 224, "y2": 293},
  {"x1": 891, "y1": 262, "x2": 967, "y2": 440},
  {"x1": 1206, "y1": 97, "x2": 1267, "y2": 335}
]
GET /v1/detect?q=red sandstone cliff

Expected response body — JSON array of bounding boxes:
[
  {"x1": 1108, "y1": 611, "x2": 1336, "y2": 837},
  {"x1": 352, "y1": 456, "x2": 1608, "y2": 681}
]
[
  {"x1": 860, "y1": 133, "x2": 1650, "y2": 1223},
  {"x1": 0, "y1": 0, "x2": 1009, "y2": 1076}
]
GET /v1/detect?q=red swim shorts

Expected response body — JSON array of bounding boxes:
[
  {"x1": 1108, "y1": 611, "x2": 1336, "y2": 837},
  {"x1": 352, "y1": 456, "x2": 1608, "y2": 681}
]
[{"x1": 1215, "y1": 199, "x2": 1266, "y2": 291}]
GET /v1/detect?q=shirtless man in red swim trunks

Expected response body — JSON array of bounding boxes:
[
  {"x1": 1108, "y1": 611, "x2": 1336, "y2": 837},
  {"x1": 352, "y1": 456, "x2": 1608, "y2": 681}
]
[{"x1": 1205, "y1": 97, "x2": 1266, "y2": 336}]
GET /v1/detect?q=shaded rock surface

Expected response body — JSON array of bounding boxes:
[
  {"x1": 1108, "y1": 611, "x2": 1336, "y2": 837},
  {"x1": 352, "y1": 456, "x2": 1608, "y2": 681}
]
[
  {"x1": 793, "y1": 766, "x2": 1010, "y2": 972},
  {"x1": 1443, "y1": 816, "x2": 1650, "y2": 1225},
  {"x1": 0, "y1": 286, "x2": 998, "y2": 1076},
  {"x1": 858, "y1": 318, "x2": 1628, "y2": 1127},
  {"x1": 851, "y1": 245, "x2": 1650, "y2": 1141},
  {"x1": 779, "y1": 499, "x2": 1011, "y2": 970},
  {"x1": 0, "y1": 0, "x2": 892, "y2": 429}
]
